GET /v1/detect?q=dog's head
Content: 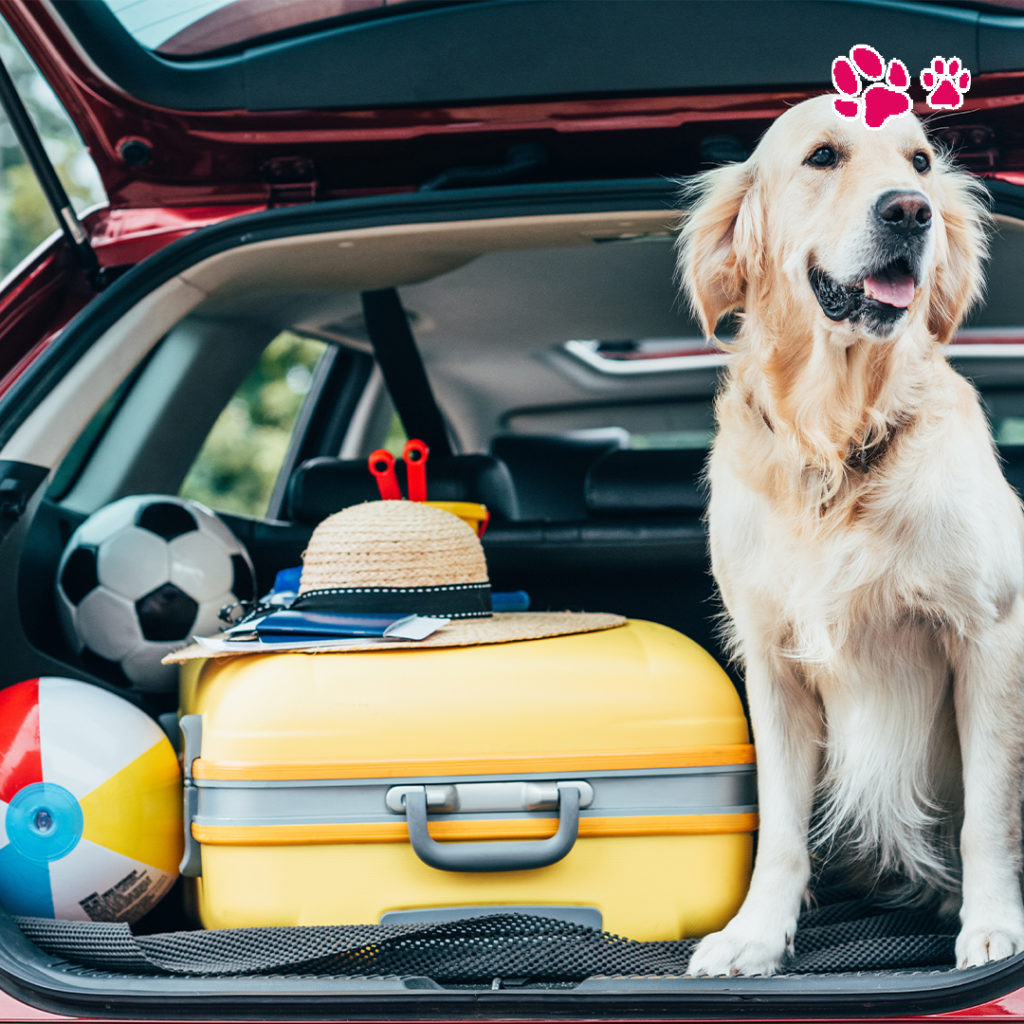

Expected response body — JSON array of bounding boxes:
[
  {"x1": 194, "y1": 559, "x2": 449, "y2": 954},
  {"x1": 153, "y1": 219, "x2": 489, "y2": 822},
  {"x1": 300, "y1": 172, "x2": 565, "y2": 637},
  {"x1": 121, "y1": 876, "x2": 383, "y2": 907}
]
[{"x1": 678, "y1": 94, "x2": 989, "y2": 346}]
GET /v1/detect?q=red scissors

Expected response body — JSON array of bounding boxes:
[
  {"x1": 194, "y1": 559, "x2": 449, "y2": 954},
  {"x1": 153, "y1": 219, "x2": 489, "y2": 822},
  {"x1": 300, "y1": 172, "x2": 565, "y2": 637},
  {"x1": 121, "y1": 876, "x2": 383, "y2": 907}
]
[
  {"x1": 367, "y1": 449, "x2": 402, "y2": 499},
  {"x1": 367, "y1": 439, "x2": 430, "y2": 501},
  {"x1": 402, "y1": 439, "x2": 429, "y2": 501}
]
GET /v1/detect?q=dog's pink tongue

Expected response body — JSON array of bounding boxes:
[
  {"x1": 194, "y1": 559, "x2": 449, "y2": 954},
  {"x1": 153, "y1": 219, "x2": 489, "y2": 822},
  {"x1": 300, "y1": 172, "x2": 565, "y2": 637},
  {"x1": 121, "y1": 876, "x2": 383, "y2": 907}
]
[{"x1": 864, "y1": 273, "x2": 915, "y2": 308}]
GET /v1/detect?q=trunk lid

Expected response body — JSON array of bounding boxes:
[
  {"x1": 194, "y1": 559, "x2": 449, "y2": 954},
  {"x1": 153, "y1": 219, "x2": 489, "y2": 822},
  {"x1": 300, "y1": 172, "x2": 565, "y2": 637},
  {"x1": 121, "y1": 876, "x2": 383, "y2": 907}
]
[{"x1": 3, "y1": 0, "x2": 1024, "y2": 208}]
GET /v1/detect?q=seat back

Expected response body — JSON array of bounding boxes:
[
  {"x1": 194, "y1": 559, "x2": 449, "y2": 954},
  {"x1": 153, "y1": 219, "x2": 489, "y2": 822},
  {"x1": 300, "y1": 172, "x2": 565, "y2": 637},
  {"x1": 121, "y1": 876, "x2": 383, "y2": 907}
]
[
  {"x1": 489, "y1": 433, "x2": 623, "y2": 520},
  {"x1": 584, "y1": 448, "x2": 707, "y2": 516},
  {"x1": 286, "y1": 454, "x2": 518, "y2": 525}
]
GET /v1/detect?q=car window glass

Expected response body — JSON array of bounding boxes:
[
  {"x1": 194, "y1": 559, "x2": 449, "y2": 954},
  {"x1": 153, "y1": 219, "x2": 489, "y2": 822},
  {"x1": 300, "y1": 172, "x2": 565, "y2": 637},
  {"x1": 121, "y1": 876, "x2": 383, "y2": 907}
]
[
  {"x1": 179, "y1": 331, "x2": 329, "y2": 519},
  {"x1": 102, "y1": 0, "x2": 429, "y2": 57},
  {"x1": 504, "y1": 399, "x2": 714, "y2": 451},
  {"x1": 381, "y1": 410, "x2": 408, "y2": 455},
  {"x1": 0, "y1": 16, "x2": 105, "y2": 279},
  {"x1": 994, "y1": 416, "x2": 1024, "y2": 444}
]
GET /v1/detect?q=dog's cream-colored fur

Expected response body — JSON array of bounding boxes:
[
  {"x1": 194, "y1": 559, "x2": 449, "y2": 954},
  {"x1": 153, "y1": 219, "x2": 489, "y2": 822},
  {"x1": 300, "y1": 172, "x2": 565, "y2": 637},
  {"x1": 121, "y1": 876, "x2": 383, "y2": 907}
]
[{"x1": 678, "y1": 94, "x2": 1024, "y2": 976}]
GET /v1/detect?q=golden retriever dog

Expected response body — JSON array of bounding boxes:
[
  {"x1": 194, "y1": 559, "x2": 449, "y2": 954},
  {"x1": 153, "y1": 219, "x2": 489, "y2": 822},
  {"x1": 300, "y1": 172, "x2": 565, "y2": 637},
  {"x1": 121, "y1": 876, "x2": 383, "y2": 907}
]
[{"x1": 677, "y1": 93, "x2": 1024, "y2": 976}]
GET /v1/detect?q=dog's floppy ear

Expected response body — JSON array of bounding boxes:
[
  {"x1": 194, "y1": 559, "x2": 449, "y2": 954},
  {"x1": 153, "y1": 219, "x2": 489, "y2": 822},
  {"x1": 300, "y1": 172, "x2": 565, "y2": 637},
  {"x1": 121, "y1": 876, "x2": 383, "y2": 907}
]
[
  {"x1": 677, "y1": 160, "x2": 760, "y2": 338},
  {"x1": 927, "y1": 162, "x2": 990, "y2": 345}
]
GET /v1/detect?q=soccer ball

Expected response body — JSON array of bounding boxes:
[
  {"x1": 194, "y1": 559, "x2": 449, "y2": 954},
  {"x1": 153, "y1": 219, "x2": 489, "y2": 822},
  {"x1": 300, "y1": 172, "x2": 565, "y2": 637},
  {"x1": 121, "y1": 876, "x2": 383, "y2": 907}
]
[{"x1": 56, "y1": 496, "x2": 256, "y2": 692}]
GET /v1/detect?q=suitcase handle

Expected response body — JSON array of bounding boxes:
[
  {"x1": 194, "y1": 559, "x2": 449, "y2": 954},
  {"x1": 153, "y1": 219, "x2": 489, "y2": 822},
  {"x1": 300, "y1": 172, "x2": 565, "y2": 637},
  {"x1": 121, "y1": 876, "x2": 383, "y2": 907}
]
[{"x1": 402, "y1": 784, "x2": 581, "y2": 872}]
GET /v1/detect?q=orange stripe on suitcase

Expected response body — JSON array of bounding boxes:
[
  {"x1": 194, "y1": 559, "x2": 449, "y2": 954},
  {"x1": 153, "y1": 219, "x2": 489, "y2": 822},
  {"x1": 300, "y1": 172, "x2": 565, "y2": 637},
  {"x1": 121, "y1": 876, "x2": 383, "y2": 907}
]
[
  {"x1": 192, "y1": 812, "x2": 759, "y2": 846},
  {"x1": 191, "y1": 744, "x2": 756, "y2": 781}
]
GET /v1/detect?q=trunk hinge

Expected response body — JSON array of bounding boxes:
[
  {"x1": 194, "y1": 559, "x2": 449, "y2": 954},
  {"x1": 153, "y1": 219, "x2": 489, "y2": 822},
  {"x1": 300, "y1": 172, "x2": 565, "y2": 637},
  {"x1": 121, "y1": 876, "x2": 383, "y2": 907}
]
[
  {"x1": 261, "y1": 156, "x2": 319, "y2": 206},
  {"x1": 0, "y1": 53, "x2": 109, "y2": 292}
]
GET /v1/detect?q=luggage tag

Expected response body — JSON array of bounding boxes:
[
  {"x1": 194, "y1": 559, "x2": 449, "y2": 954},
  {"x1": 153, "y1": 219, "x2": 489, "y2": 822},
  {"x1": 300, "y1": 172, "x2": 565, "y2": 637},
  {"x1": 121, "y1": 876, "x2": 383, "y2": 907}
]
[
  {"x1": 205, "y1": 611, "x2": 449, "y2": 651},
  {"x1": 253, "y1": 610, "x2": 448, "y2": 641}
]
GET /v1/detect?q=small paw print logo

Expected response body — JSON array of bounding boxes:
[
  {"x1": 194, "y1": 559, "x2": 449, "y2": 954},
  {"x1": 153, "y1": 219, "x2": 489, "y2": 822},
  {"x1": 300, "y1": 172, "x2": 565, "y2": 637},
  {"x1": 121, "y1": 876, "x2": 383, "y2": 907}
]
[
  {"x1": 832, "y1": 44, "x2": 911, "y2": 129},
  {"x1": 920, "y1": 56, "x2": 971, "y2": 110}
]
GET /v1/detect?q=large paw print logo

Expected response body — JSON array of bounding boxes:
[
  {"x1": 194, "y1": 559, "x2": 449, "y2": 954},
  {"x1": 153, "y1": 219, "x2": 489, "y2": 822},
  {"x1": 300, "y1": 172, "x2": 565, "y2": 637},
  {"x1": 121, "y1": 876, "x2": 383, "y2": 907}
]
[
  {"x1": 920, "y1": 57, "x2": 971, "y2": 110},
  {"x1": 832, "y1": 44, "x2": 911, "y2": 129}
]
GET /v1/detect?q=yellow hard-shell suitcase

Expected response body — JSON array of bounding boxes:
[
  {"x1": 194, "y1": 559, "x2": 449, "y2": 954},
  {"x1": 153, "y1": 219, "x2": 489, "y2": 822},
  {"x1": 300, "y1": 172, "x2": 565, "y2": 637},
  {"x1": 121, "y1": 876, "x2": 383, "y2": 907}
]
[{"x1": 178, "y1": 620, "x2": 756, "y2": 940}]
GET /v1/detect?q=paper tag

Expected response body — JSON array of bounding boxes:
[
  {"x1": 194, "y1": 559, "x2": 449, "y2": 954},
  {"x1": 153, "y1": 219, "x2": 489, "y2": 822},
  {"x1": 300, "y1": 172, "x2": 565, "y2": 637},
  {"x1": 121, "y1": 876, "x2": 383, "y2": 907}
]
[{"x1": 382, "y1": 615, "x2": 450, "y2": 641}]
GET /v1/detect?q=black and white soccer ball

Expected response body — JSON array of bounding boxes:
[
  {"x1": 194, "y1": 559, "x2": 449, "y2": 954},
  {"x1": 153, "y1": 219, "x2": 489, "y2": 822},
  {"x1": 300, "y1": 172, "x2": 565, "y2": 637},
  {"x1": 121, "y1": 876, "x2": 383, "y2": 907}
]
[{"x1": 56, "y1": 495, "x2": 256, "y2": 692}]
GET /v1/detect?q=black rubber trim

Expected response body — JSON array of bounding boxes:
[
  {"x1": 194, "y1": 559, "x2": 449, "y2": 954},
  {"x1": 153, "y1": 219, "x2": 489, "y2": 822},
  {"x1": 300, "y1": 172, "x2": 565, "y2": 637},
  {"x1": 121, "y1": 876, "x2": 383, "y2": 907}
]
[
  {"x1": 986, "y1": 177, "x2": 1024, "y2": 220},
  {"x1": 4, "y1": 177, "x2": 1024, "y2": 1018}
]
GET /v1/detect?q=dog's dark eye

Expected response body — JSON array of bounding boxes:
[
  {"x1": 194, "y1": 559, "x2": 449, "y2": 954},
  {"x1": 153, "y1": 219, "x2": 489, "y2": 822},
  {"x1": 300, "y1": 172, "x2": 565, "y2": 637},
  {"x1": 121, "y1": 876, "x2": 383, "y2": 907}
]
[
  {"x1": 913, "y1": 151, "x2": 931, "y2": 174},
  {"x1": 806, "y1": 145, "x2": 839, "y2": 169}
]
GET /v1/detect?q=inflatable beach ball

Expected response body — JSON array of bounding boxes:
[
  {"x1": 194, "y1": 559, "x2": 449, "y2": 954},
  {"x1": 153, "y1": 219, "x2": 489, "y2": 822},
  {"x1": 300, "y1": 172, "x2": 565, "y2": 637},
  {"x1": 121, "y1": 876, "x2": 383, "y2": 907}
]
[
  {"x1": 0, "y1": 678, "x2": 182, "y2": 922},
  {"x1": 56, "y1": 494, "x2": 256, "y2": 693}
]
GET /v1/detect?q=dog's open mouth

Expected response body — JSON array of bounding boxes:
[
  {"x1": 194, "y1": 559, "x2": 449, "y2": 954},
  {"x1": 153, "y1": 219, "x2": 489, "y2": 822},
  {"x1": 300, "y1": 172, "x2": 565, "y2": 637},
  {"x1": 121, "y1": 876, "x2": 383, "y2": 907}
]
[{"x1": 809, "y1": 258, "x2": 918, "y2": 326}]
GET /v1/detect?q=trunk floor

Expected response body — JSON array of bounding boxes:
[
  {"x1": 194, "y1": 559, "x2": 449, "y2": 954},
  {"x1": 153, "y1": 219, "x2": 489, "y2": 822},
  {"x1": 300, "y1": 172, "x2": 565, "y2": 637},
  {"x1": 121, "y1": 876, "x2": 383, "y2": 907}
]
[{"x1": 16, "y1": 896, "x2": 958, "y2": 981}]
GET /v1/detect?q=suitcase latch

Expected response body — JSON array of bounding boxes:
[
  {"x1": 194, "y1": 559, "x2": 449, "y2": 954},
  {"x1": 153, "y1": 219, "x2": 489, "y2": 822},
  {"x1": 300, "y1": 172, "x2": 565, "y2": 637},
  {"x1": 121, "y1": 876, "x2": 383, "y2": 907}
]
[{"x1": 385, "y1": 780, "x2": 593, "y2": 815}]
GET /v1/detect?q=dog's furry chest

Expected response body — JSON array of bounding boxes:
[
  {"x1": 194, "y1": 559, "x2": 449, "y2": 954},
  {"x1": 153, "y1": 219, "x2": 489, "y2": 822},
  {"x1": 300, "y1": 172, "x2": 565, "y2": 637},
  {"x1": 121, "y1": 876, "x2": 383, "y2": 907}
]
[
  {"x1": 709, "y1": 407, "x2": 1024, "y2": 664},
  {"x1": 722, "y1": 488, "x2": 958, "y2": 664},
  {"x1": 712, "y1": 475, "x2": 969, "y2": 890}
]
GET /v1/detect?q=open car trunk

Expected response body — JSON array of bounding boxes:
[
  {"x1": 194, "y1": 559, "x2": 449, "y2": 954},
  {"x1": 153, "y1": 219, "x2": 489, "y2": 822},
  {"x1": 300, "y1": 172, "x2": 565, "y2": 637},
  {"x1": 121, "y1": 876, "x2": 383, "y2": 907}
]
[{"x1": 3, "y1": 180, "x2": 1024, "y2": 1019}]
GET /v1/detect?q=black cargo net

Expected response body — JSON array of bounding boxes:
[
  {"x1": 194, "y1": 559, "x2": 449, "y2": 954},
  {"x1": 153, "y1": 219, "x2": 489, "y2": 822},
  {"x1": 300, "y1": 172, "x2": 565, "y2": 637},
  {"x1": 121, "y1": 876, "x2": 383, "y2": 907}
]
[{"x1": 17, "y1": 898, "x2": 957, "y2": 981}]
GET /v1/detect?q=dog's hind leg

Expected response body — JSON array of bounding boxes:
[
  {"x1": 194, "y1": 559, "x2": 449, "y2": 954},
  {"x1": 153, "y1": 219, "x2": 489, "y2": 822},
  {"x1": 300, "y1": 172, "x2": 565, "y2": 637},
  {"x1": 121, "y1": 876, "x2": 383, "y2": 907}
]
[
  {"x1": 688, "y1": 650, "x2": 822, "y2": 976},
  {"x1": 949, "y1": 596, "x2": 1024, "y2": 968}
]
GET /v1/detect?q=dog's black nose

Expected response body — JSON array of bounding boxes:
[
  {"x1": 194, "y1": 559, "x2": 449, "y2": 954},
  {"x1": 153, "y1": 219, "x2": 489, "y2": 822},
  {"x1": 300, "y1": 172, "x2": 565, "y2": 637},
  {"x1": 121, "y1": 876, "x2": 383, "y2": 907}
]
[{"x1": 875, "y1": 190, "x2": 932, "y2": 234}]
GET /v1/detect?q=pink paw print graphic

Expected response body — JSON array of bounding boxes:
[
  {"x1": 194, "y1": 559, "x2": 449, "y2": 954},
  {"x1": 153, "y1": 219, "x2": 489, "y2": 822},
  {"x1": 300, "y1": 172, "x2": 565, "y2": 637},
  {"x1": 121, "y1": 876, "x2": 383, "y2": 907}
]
[
  {"x1": 832, "y1": 44, "x2": 911, "y2": 129},
  {"x1": 920, "y1": 57, "x2": 971, "y2": 109}
]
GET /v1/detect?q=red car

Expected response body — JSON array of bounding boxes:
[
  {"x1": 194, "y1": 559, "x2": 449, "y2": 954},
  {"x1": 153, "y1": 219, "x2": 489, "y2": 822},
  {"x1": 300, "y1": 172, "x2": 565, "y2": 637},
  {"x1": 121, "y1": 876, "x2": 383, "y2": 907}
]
[{"x1": 2, "y1": 0, "x2": 1024, "y2": 1019}]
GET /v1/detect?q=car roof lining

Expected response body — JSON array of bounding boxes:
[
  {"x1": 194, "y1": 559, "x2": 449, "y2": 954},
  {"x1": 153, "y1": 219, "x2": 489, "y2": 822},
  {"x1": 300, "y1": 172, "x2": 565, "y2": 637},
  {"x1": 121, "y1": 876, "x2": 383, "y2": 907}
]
[
  {"x1": 176, "y1": 211, "x2": 679, "y2": 296},
  {"x1": 0, "y1": 211, "x2": 678, "y2": 484},
  {"x1": 7, "y1": 210, "x2": 1024, "y2": 488},
  {"x1": 175, "y1": 210, "x2": 697, "y2": 450}
]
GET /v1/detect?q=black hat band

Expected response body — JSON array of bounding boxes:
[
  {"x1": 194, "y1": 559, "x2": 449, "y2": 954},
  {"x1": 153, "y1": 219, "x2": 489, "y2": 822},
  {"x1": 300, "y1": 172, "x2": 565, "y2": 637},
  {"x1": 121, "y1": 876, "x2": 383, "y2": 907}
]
[{"x1": 293, "y1": 582, "x2": 493, "y2": 619}]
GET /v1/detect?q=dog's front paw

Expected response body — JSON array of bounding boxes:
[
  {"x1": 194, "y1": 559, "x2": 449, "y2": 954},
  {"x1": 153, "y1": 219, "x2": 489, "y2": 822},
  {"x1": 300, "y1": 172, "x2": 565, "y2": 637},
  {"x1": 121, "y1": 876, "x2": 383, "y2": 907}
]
[
  {"x1": 688, "y1": 924, "x2": 793, "y2": 977},
  {"x1": 956, "y1": 924, "x2": 1024, "y2": 968}
]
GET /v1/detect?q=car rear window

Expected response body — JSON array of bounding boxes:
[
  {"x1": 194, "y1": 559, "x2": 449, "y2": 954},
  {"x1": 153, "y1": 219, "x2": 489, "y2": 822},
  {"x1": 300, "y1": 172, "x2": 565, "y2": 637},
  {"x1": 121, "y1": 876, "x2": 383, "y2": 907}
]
[{"x1": 102, "y1": 0, "x2": 442, "y2": 57}]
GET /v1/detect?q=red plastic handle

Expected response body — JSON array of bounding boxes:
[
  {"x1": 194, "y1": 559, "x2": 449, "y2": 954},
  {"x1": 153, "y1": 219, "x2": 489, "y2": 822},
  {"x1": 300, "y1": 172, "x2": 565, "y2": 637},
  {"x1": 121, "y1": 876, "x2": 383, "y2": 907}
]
[
  {"x1": 403, "y1": 439, "x2": 430, "y2": 501},
  {"x1": 368, "y1": 449, "x2": 402, "y2": 500}
]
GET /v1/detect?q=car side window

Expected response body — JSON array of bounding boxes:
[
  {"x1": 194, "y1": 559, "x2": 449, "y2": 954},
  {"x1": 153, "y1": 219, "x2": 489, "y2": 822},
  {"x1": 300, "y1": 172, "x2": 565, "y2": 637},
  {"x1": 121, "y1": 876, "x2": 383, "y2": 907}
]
[{"x1": 179, "y1": 331, "x2": 329, "y2": 519}]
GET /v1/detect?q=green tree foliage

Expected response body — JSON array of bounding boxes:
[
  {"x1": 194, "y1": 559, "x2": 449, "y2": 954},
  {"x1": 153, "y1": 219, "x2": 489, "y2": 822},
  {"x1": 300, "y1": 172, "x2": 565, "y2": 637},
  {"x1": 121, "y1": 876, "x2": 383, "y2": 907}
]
[
  {"x1": 0, "y1": 18, "x2": 105, "y2": 277},
  {"x1": 180, "y1": 333, "x2": 328, "y2": 518}
]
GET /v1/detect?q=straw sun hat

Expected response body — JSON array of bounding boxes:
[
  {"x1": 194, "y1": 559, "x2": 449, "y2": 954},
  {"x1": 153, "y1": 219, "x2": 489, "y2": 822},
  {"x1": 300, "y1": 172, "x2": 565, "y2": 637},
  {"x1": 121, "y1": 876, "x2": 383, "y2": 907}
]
[{"x1": 166, "y1": 501, "x2": 624, "y2": 660}]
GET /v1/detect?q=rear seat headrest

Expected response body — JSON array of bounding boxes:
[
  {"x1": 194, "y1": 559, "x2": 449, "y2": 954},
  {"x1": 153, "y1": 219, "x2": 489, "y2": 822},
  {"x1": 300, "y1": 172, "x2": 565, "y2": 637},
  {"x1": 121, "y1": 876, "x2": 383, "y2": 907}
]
[
  {"x1": 286, "y1": 454, "x2": 519, "y2": 525},
  {"x1": 490, "y1": 433, "x2": 624, "y2": 520},
  {"x1": 585, "y1": 449, "x2": 708, "y2": 516}
]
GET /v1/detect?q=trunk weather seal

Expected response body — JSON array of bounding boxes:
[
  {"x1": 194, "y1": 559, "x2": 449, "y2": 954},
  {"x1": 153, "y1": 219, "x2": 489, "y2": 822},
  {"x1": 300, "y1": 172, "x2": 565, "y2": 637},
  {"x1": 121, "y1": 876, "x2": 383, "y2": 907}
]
[{"x1": 3, "y1": 177, "x2": 1024, "y2": 1018}]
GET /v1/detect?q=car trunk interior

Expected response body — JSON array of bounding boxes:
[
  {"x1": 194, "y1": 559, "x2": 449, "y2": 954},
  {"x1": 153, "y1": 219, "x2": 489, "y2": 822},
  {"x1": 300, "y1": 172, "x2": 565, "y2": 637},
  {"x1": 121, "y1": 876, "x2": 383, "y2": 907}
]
[{"x1": 2, "y1": 182, "x2": 1024, "y2": 1016}]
